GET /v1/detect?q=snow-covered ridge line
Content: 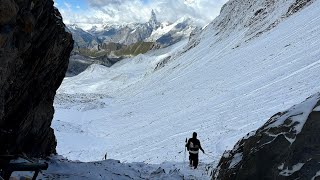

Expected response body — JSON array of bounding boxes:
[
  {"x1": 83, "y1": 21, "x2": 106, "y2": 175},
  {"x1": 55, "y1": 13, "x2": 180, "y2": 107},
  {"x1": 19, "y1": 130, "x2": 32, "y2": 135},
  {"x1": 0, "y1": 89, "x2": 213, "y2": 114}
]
[{"x1": 187, "y1": 0, "x2": 315, "y2": 51}]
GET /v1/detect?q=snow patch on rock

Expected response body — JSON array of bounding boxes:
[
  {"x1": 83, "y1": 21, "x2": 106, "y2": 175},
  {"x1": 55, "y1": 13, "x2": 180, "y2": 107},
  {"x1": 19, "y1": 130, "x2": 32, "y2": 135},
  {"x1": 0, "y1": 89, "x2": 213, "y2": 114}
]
[
  {"x1": 265, "y1": 93, "x2": 319, "y2": 141},
  {"x1": 279, "y1": 163, "x2": 305, "y2": 176}
]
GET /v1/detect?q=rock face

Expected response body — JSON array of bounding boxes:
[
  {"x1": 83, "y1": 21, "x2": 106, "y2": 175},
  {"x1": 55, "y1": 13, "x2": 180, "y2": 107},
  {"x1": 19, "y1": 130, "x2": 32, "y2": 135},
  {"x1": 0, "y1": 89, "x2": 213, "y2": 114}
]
[
  {"x1": 213, "y1": 93, "x2": 320, "y2": 179},
  {"x1": 0, "y1": 0, "x2": 73, "y2": 157},
  {"x1": 66, "y1": 54, "x2": 120, "y2": 77}
]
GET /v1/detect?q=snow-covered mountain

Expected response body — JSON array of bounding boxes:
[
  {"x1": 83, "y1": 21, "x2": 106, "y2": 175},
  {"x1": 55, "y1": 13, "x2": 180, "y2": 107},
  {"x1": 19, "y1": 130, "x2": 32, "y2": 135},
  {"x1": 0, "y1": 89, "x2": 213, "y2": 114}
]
[
  {"x1": 52, "y1": 0, "x2": 320, "y2": 179},
  {"x1": 148, "y1": 17, "x2": 198, "y2": 47},
  {"x1": 68, "y1": 24, "x2": 100, "y2": 50},
  {"x1": 68, "y1": 10, "x2": 197, "y2": 49}
]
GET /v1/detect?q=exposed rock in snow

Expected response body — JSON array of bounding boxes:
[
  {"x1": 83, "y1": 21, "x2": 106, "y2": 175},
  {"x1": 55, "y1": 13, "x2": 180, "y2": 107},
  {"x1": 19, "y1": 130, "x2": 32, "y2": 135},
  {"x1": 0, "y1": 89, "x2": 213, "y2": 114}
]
[
  {"x1": 66, "y1": 54, "x2": 122, "y2": 77},
  {"x1": 148, "y1": 9, "x2": 160, "y2": 30},
  {"x1": 213, "y1": 93, "x2": 320, "y2": 179}
]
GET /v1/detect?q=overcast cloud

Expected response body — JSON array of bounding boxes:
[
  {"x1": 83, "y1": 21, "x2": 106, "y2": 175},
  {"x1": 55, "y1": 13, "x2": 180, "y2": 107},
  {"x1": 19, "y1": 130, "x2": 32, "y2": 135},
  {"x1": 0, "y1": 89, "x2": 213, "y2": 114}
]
[{"x1": 55, "y1": 0, "x2": 228, "y2": 30}]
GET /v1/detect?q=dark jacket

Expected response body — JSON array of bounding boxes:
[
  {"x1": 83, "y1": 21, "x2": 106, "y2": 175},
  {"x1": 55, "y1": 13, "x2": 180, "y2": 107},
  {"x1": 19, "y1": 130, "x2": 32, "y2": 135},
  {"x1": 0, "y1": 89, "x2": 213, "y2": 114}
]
[{"x1": 186, "y1": 138, "x2": 204, "y2": 154}]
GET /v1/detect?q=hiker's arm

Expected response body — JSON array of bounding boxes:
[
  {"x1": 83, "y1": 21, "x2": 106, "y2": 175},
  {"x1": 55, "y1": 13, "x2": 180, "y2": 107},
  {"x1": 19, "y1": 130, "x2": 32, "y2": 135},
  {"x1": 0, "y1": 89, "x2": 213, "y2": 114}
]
[{"x1": 199, "y1": 142, "x2": 204, "y2": 153}]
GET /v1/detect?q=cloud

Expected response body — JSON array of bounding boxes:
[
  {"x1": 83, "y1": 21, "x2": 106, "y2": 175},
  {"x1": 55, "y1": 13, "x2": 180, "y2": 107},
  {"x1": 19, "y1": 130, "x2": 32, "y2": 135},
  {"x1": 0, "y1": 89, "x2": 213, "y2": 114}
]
[
  {"x1": 57, "y1": 0, "x2": 229, "y2": 30},
  {"x1": 88, "y1": 0, "x2": 125, "y2": 6},
  {"x1": 64, "y1": 2, "x2": 72, "y2": 10}
]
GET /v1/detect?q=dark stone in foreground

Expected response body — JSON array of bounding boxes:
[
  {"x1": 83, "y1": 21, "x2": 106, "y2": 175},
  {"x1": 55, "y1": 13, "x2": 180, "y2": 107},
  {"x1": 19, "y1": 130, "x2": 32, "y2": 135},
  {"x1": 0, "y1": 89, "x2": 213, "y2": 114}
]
[
  {"x1": 0, "y1": 0, "x2": 73, "y2": 157},
  {"x1": 213, "y1": 94, "x2": 320, "y2": 180}
]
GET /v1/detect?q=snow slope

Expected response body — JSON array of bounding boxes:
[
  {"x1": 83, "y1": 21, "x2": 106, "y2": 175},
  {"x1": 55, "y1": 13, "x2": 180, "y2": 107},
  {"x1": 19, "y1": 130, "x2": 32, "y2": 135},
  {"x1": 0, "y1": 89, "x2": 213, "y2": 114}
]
[
  {"x1": 12, "y1": 156, "x2": 207, "y2": 180},
  {"x1": 53, "y1": 0, "x2": 320, "y2": 178}
]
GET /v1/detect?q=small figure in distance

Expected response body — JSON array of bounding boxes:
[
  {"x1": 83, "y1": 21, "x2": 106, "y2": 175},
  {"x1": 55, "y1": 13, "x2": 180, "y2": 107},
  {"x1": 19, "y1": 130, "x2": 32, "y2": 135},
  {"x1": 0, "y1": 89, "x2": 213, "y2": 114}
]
[{"x1": 186, "y1": 132, "x2": 205, "y2": 169}]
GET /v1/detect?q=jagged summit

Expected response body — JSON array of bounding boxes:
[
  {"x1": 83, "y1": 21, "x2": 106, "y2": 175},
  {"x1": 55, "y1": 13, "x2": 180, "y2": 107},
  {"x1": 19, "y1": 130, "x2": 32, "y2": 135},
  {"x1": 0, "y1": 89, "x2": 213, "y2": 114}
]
[
  {"x1": 148, "y1": 9, "x2": 159, "y2": 29},
  {"x1": 67, "y1": 10, "x2": 197, "y2": 49}
]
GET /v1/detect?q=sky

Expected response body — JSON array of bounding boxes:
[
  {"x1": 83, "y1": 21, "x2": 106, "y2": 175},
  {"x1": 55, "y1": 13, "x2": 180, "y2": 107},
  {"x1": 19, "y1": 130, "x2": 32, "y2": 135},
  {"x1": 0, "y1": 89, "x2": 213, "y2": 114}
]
[{"x1": 54, "y1": 0, "x2": 229, "y2": 30}]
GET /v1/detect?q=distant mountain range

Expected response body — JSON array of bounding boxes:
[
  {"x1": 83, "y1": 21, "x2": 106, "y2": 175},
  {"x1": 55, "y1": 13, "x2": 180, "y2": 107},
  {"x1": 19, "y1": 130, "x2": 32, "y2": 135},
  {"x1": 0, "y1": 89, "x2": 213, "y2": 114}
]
[
  {"x1": 65, "y1": 10, "x2": 198, "y2": 76},
  {"x1": 67, "y1": 10, "x2": 198, "y2": 53}
]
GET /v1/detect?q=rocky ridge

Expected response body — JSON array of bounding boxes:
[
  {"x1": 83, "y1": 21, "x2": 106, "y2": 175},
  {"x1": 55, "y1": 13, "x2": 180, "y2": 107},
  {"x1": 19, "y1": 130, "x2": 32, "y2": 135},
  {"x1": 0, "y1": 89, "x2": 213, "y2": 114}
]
[
  {"x1": 213, "y1": 93, "x2": 320, "y2": 179},
  {"x1": 0, "y1": 0, "x2": 73, "y2": 157},
  {"x1": 184, "y1": 0, "x2": 315, "y2": 51}
]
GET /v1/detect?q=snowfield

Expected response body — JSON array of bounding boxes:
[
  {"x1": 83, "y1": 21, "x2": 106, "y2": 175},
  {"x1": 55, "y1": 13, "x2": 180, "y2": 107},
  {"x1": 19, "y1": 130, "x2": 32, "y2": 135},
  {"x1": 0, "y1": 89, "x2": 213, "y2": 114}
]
[{"x1": 52, "y1": 0, "x2": 320, "y2": 179}]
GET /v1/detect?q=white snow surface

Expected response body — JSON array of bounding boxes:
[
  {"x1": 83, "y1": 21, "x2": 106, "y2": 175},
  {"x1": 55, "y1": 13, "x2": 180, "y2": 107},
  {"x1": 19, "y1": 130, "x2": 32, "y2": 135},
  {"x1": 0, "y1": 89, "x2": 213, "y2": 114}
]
[
  {"x1": 265, "y1": 93, "x2": 319, "y2": 143},
  {"x1": 53, "y1": 0, "x2": 320, "y2": 179},
  {"x1": 11, "y1": 156, "x2": 209, "y2": 180}
]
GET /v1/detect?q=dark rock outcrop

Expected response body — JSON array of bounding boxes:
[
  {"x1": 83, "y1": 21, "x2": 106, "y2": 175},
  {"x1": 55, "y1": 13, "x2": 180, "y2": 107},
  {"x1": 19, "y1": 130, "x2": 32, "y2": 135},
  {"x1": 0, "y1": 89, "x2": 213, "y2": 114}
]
[
  {"x1": 287, "y1": 0, "x2": 314, "y2": 16},
  {"x1": 213, "y1": 93, "x2": 320, "y2": 180},
  {"x1": 66, "y1": 54, "x2": 121, "y2": 77},
  {"x1": 0, "y1": 0, "x2": 73, "y2": 157}
]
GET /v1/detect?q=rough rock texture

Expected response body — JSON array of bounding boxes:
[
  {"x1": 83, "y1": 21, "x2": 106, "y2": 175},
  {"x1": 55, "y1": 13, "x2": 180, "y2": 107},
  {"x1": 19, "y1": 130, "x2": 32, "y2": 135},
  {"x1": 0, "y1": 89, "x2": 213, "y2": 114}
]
[
  {"x1": 66, "y1": 54, "x2": 120, "y2": 77},
  {"x1": 0, "y1": 0, "x2": 73, "y2": 157},
  {"x1": 185, "y1": 0, "x2": 315, "y2": 51},
  {"x1": 287, "y1": 0, "x2": 313, "y2": 16},
  {"x1": 213, "y1": 93, "x2": 320, "y2": 180}
]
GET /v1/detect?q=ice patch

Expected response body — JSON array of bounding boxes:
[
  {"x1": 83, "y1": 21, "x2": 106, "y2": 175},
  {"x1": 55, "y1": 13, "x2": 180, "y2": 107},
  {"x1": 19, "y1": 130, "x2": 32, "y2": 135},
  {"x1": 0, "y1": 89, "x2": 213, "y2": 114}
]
[
  {"x1": 229, "y1": 153, "x2": 242, "y2": 169},
  {"x1": 311, "y1": 170, "x2": 320, "y2": 180},
  {"x1": 313, "y1": 105, "x2": 320, "y2": 111},
  {"x1": 279, "y1": 163, "x2": 304, "y2": 176},
  {"x1": 243, "y1": 131, "x2": 256, "y2": 140},
  {"x1": 223, "y1": 152, "x2": 231, "y2": 158},
  {"x1": 278, "y1": 163, "x2": 284, "y2": 170}
]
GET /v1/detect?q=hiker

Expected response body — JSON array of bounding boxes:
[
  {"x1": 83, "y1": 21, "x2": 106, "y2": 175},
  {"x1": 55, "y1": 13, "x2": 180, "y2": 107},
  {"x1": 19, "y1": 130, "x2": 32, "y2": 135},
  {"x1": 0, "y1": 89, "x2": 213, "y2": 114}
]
[{"x1": 186, "y1": 132, "x2": 205, "y2": 169}]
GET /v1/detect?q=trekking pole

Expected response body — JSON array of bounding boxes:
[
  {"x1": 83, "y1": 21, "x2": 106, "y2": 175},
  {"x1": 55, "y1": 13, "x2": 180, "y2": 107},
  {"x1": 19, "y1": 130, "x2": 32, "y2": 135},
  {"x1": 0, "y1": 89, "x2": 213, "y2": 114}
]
[{"x1": 184, "y1": 138, "x2": 187, "y2": 167}]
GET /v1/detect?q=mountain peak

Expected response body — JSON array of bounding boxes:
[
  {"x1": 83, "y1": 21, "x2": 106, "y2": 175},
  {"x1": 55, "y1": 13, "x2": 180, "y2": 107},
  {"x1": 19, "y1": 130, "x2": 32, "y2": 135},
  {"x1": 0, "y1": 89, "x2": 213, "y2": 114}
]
[
  {"x1": 148, "y1": 9, "x2": 159, "y2": 29},
  {"x1": 151, "y1": 9, "x2": 156, "y2": 18},
  {"x1": 68, "y1": 24, "x2": 79, "y2": 30}
]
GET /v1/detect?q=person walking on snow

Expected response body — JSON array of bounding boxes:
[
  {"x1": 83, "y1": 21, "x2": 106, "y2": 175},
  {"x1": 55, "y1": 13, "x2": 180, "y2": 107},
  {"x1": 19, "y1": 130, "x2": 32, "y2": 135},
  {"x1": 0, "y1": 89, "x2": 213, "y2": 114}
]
[{"x1": 186, "y1": 132, "x2": 204, "y2": 169}]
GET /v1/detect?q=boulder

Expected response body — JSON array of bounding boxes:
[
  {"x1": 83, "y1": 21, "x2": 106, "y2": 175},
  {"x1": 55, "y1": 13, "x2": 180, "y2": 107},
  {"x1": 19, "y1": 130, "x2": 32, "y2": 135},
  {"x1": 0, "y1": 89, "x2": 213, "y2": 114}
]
[
  {"x1": 0, "y1": 0, "x2": 73, "y2": 157},
  {"x1": 213, "y1": 93, "x2": 320, "y2": 179}
]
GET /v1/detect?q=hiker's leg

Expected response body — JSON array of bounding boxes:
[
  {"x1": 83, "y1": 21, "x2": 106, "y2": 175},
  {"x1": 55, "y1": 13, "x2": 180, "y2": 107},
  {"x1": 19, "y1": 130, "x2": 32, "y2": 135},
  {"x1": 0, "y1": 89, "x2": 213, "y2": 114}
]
[
  {"x1": 189, "y1": 153, "x2": 193, "y2": 166},
  {"x1": 194, "y1": 154, "x2": 199, "y2": 169}
]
